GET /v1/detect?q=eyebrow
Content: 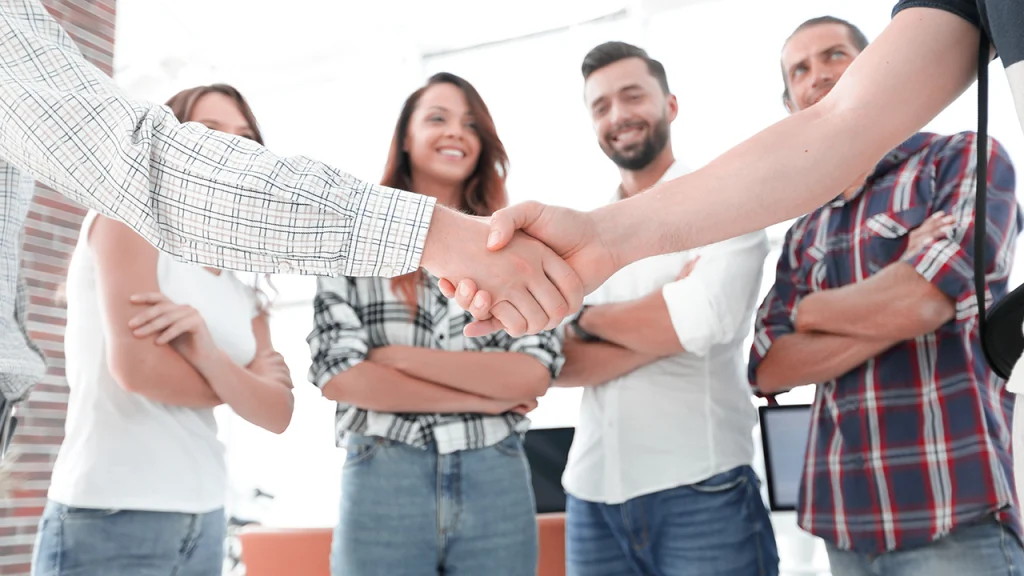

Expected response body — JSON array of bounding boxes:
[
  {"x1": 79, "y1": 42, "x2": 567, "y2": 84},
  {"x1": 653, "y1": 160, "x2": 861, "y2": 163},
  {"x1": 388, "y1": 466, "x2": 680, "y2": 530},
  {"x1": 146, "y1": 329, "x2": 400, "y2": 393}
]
[
  {"x1": 194, "y1": 118, "x2": 255, "y2": 136},
  {"x1": 589, "y1": 83, "x2": 645, "y2": 109}
]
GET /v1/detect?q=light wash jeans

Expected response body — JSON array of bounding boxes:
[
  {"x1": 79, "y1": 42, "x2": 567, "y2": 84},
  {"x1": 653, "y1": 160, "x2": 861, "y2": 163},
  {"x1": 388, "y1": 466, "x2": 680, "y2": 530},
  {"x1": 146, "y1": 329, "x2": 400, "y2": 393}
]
[
  {"x1": 332, "y1": 433, "x2": 538, "y2": 576},
  {"x1": 566, "y1": 465, "x2": 779, "y2": 576},
  {"x1": 31, "y1": 500, "x2": 225, "y2": 576},
  {"x1": 825, "y1": 515, "x2": 1024, "y2": 576}
]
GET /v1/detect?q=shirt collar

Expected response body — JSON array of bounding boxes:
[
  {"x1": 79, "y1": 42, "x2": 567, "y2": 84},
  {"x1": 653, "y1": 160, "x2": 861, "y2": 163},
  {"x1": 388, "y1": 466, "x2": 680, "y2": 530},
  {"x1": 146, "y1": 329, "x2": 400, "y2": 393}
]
[
  {"x1": 829, "y1": 132, "x2": 934, "y2": 207},
  {"x1": 613, "y1": 159, "x2": 692, "y2": 201}
]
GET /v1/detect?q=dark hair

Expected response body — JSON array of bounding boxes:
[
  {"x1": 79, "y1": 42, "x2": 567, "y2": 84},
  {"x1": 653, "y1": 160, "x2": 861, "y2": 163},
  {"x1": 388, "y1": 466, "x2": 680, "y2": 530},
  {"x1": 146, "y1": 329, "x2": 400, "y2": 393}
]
[
  {"x1": 383, "y1": 72, "x2": 510, "y2": 310},
  {"x1": 582, "y1": 41, "x2": 669, "y2": 94},
  {"x1": 165, "y1": 84, "x2": 265, "y2": 145},
  {"x1": 164, "y1": 83, "x2": 276, "y2": 312},
  {"x1": 781, "y1": 16, "x2": 870, "y2": 104}
]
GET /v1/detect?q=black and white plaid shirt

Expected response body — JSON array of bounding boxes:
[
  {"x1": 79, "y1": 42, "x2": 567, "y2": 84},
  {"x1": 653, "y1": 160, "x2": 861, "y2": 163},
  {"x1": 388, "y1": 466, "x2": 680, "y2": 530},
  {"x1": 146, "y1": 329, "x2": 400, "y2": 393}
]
[
  {"x1": 308, "y1": 273, "x2": 564, "y2": 454},
  {"x1": 0, "y1": 0, "x2": 436, "y2": 400}
]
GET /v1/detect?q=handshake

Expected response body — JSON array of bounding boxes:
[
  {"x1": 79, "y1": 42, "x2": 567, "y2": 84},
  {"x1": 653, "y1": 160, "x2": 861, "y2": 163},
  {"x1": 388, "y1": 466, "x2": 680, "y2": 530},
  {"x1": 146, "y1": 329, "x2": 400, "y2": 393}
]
[{"x1": 420, "y1": 201, "x2": 623, "y2": 338}]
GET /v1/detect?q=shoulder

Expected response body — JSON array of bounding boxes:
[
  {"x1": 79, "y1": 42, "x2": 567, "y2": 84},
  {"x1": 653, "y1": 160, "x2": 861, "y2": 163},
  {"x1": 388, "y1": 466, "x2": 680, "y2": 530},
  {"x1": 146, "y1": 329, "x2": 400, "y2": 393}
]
[{"x1": 891, "y1": 0, "x2": 982, "y2": 28}]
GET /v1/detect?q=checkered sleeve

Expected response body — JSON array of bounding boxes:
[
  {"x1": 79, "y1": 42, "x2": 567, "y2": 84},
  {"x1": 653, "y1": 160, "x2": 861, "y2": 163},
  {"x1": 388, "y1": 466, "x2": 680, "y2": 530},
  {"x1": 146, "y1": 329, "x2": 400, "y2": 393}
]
[
  {"x1": 0, "y1": 0, "x2": 435, "y2": 278},
  {"x1": 901, "y1": 132, "x2": 1021, "y2": 320},
  {"x1": 748, "y1": 227, "x2": 804, "y2": 390},
  {"x1": 307, "y1": 277, "x2": 369, "y2": 390},
  {"x1": 484, "y1": 329, "x2": 565, "y2": 380}
]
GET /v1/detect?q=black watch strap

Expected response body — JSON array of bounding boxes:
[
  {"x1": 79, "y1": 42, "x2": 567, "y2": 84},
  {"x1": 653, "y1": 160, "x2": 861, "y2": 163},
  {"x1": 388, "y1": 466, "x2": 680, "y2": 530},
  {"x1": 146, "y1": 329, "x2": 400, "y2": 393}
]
[{"x1": 570, "y1": 305, "x2": 603, "y2": 342}]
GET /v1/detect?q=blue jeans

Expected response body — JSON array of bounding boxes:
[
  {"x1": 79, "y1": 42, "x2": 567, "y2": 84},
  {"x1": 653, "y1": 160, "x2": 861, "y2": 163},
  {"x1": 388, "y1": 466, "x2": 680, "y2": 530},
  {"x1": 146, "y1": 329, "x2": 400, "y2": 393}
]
[
  {"x1": 825, "y1": 515, "x2": 1024, "y2": 576},
  {"x1": 566, "y1": 465, "x2": 779, "y2": 576},
  {"x1": 31, "y1": 500, "x2": 225, "y2": 576},
  {"x1": 332, "y1": 433, "x2": 538, "y2": 576}
]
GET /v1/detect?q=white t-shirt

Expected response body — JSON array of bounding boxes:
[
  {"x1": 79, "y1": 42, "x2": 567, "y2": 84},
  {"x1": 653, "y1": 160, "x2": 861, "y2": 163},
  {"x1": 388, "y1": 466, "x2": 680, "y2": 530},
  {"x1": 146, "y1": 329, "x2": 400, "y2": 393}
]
[
  {"x1": 48, "y1": 212, "x2": 258, "y2": 513},
  {"x1": 561, "y1": 161, "x2": 770, "y2": 505}
]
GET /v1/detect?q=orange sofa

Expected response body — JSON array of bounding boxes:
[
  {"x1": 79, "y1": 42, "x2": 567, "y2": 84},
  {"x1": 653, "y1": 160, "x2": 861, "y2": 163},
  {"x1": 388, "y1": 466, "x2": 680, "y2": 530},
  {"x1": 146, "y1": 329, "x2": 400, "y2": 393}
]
[{"x1": 239, "y1": 513, "x2": 566, "y2": 576}]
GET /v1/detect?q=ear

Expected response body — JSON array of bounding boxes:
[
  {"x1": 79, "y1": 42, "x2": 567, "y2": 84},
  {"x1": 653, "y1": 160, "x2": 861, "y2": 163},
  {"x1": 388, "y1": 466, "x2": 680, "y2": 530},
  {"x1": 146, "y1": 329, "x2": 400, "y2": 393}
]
[
  {"x1": 783, "y1": 95, "x2": 796, "y2": 114},
  {"x1": 666, "y1": 93, "x2": 679, "y2": 123}
]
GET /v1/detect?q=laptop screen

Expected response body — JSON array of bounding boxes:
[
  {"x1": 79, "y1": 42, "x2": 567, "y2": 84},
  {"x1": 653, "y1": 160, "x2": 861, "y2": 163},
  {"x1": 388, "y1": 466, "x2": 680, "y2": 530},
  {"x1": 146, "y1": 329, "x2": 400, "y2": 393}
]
[
  {"x1": 522, "y1": 426, "x2": 575, "y2": 514},
  {"x1": 758, "y1": 404, "x2": 812, "y2": 512}
]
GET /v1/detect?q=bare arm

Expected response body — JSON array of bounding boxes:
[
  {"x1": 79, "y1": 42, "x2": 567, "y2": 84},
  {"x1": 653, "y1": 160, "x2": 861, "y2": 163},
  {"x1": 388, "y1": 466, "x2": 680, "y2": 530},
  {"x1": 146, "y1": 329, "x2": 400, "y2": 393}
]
[
  {"x1": 188, "y1": 315, "x2": 295, "y2": 434},
  {"x1": 92, "y1": 215, "x2": 222, "y2": 408},
  {"x1": 754, "y1": 333, "x2": 898, "y2": 395},
  {"x1": 371, "y1": 346, "x2": 551, "y2": 400},
  {"x1": 321, "y1": 362, "x2": 516, "y2": 414},
  {"x1": 596, "y1": 8, "x2": 982, "y2": 264},
  {"x1": 554, "y1": 335, "x2": 659, "y2": 388},
  {"x1": 796, "y1": 263, "x2": 954, "y2": 340},
  {"x1": 578, "y1": 293, "x2": 682, "y2": 356}
]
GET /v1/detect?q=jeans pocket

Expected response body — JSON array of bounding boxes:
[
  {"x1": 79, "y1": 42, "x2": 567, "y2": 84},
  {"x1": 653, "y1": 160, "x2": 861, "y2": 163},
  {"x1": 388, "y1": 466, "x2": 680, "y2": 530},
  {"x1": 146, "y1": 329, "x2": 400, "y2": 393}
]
[
  {"x1": 493, "y1": 433, "x2": 525, "y2": 458},
  {"x1": 343, "y1": 434, "x2": 385, "y2": 468},
  {"x1": 59, "y1": 506, "x2": 122, "y2": 521},
  {"x1": 690, "y1": 466, "x2": 750, "y2": 494}
]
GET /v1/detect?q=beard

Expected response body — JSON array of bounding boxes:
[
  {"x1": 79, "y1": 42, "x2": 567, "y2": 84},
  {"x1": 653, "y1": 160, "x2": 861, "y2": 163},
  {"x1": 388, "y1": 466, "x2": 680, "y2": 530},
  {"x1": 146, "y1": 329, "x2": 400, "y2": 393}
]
[{"x1": 601, "y1": 116, "x2": 671, "y2": 171}]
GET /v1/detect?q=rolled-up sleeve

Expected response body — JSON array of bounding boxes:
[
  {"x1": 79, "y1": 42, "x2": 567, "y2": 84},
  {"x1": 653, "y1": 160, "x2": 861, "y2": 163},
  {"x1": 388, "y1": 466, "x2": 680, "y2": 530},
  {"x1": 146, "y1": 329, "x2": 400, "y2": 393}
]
[
  {"x1": 900, "y1": 132, "x2": 1021, "y2": 319},
  {"x1": 481, "y1": 329, "x2": 565, "y2": 380},
  {"x1": 748, "y1": 227, "x2": 805, "y2": 388},
  {"x1": 661, "y1": 230, "x2": 770, "y2": 357},
  {"x1": 306, "y1": 277, "x2": 369, "y2": 390}
]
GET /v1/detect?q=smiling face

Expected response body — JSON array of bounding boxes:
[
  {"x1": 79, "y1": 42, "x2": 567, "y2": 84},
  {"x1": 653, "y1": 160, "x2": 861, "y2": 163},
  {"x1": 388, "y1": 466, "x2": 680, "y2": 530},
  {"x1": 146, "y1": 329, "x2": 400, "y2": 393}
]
[
  {"x1": 781, "y1": 23, "x2": 862, "y2": 113},
  {"x1": 584, "y1": 57, "x2": 677, "y2": 171},
  {"x1": 403, "y1": 82, "x2": 482, "y2": 190}
]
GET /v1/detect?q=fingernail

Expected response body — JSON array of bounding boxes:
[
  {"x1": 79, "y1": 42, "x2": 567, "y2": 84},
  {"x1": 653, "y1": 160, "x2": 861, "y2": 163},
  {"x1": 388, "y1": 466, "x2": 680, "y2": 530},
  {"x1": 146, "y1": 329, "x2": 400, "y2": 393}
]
[
  {"x1": 487, "y1": 231, "x2": 501, "y2": 248},
  {"x1": 459, "y1": 283, "x2": 470, "y2": 297},
  {"x1": 472, "y1": 293, "x2": 486, "y2": 309}
]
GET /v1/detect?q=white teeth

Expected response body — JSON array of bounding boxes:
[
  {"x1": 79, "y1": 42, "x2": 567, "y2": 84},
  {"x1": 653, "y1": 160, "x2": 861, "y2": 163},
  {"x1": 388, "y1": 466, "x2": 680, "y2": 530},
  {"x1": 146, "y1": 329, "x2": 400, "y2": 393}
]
[{"x1": 438, "y1": 148, "x2": 464, "y2": 158}]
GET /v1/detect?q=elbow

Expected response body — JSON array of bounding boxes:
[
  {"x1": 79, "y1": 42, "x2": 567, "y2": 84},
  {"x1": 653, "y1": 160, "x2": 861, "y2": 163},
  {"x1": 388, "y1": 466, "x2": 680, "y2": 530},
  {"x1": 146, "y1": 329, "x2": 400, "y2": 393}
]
[
  {"x1": 913, "y1": 292, "x2": 956, "y2": 333},
  {"x1": 512, "y1": 362, "x2": 552, "y2": 399},
  {"x1": 753, "y1": 360, "x2": 790, "y2": 396},
  {"x1": 265, "y1": 399, "x2": 295, "y2": 435}
]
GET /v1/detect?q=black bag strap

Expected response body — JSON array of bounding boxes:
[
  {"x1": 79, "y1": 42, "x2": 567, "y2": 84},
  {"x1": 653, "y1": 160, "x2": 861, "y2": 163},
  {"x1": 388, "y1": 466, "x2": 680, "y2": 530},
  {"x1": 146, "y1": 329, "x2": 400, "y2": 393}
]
[{"x1": 975, "y1": 33, "x2": 990, "y2": 333}]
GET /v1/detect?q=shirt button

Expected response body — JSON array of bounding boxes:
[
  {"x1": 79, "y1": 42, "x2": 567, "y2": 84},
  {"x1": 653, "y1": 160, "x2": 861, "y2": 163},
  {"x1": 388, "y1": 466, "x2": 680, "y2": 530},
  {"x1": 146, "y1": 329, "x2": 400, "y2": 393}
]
[
  {"x1": 279, "y1": 261, "x2": 293, "y2": 274},
  {"x1": 380, "y1": 266, "x2": 394, "y2": 276}
]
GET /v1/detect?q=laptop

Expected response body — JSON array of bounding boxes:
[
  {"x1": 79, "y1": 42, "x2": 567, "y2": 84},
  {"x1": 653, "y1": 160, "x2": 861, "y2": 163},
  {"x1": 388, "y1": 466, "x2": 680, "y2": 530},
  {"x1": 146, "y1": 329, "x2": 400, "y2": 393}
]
[
  {"x1": 522, "y1": 426, "x2": 575, "y2": 514},
  {"x1": 757, "y1": 404, "x2": 812, "y2": 512}
]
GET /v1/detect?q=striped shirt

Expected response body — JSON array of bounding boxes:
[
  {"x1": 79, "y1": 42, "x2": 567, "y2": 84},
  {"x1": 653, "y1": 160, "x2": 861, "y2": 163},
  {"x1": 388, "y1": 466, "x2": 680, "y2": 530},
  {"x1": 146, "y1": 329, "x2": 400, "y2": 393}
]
[
  {"x1": 749, "y1": 131, "x2": 1023, "y2": 554},
  {"x1": 307, "y1": 273, "x2": 564, "y2": 454}
]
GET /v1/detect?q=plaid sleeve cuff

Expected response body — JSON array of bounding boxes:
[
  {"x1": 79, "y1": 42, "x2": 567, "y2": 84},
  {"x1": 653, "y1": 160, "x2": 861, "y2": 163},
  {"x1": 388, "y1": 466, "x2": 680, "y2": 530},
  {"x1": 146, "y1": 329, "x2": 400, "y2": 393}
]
[
  {"x1": 308, "y1": 350, "x2": 366, "y2": 389},
  {"x1": 342, "y1": 183, "x2": 436, "y2": 278},
  {"x1": 902, "y1": 238, "x2": 973, "y2": 310},
  {"x1": 506, "y1": 332, "x2": 566, "y2": 379},
  {"x1": 747, "y1": 323, "x2": 794, "y2": 389}
]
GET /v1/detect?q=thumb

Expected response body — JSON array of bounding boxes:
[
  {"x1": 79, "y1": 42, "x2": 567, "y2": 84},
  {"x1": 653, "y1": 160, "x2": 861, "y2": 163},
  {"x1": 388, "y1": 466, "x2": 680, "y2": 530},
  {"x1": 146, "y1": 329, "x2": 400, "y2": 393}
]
[{"x1": 487, "y1": 201, "x2": 545, "y2": 251}]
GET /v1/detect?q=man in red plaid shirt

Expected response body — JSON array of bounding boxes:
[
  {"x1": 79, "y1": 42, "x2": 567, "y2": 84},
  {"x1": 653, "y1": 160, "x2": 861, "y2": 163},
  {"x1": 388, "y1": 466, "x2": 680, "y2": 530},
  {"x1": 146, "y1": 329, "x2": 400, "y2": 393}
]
[{"x1": 749, "y1": 16, "x2": 1024, "y2": 576}]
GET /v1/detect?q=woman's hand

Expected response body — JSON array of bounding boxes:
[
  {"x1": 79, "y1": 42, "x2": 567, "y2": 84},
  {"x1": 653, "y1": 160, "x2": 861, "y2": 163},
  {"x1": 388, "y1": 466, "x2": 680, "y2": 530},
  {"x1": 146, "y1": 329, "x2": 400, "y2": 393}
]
[{"x1": 128, "y1": 292, "x2": 216, "y2": 372}]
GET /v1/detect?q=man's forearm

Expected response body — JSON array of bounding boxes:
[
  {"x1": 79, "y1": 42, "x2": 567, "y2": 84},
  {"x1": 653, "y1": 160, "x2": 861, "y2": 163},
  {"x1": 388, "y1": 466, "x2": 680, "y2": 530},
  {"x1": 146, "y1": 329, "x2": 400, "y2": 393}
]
[
  {"x1": 373, "y1": 347, "x2": 549, "y2": 401},
  {"x1": 795, "y1": 263, "x2": 954, "y2": 339},
  {"x1": 755, "y1": 332, "x2": 898, "y2": 394},
  {"x1": 322, "y1": 362, "x2": 511, "y2": 414},
  {"x1": 590, "y1": 10, "x2": 978, "y2": 264},
  {"x1": 555, "y1": 338, "x2": 659, "y2": 388},
  {"x1": 580, "y1": 292, "x2": 682, "y2": 355}
]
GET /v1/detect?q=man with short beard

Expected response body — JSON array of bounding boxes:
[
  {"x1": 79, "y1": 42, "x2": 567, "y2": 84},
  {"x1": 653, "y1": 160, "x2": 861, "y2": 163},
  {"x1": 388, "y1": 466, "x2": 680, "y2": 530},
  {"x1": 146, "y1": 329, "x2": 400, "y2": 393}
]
[
  {"x1": 749, "y1": 17, "x2": 1024, "y2": 575},
  {"x1": 552, "y1": 41, "x2": 777, "y2": 576}
]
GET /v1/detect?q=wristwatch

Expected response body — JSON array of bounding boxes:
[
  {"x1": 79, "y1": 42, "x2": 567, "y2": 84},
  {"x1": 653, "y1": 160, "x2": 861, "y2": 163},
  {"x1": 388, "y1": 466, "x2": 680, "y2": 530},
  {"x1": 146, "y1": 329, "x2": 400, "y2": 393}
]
[{"x1": 569, "y1": 305, "x2": 603, "y2": 342}]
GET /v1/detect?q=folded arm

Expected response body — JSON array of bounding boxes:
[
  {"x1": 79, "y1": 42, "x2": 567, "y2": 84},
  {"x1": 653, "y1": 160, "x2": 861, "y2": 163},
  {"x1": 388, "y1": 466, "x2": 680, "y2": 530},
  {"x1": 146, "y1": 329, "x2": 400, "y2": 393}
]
[{"x1": 554, "y1": 333, "x2": 660, "y2": 388}]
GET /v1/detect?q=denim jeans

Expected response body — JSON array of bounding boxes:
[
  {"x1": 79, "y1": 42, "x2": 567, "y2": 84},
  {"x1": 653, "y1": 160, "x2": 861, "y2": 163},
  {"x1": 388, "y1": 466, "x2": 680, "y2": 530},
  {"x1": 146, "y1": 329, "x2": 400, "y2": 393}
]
[
  {"x1": 332, "y1": 433, "x2": 538, "y2": 576},
  {"x1": 566, "y1": 465, "x2": 779, "y2": 576},
  {"x1": 825, "y1": 515, "x2": 1024, "y2": 576},
  {"x1": 31, "y1": 500, "x2": 225, "y2": 576}
]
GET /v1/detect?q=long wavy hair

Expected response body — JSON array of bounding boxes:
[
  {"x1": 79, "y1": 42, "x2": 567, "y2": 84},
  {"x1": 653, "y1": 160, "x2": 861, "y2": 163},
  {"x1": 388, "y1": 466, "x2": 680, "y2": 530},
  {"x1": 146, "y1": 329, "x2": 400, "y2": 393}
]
[{"x1": 383, "y1": 73, "x2": 510, "y2": 309}]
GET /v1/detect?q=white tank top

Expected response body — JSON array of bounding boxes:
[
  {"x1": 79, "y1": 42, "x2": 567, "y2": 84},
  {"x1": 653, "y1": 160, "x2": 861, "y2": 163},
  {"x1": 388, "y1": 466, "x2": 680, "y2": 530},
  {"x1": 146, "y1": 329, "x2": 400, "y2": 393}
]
[{"x1": 48, "y1": 212, "x2": 258, "y2": 513}]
